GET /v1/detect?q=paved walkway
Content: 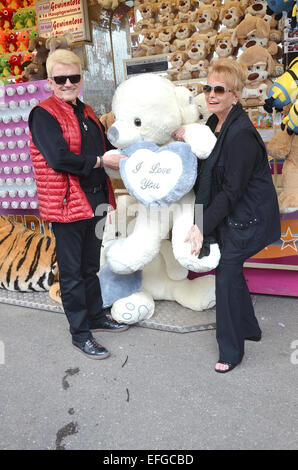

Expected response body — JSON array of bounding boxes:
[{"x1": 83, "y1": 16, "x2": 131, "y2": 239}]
[{"x1": 0, "y1": 293, "x2": 297, "y2": 450}]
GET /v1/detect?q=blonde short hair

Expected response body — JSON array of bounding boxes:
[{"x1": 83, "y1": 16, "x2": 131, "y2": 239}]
[
  {"x1": 46, "y1": 49, "x2": 81, "y2": 77},
  {"x1": 208, "y1": 58, "x2": 247, "y2": 94}
]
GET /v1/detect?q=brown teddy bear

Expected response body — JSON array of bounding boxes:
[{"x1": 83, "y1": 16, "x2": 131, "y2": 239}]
[
  {"x1": 231, "y1": 15, "x2": 283, "y2": 76},
  {"x1": 45, "y1": 33, "x2": 73, "y2": 54},
  {"x1": 245, "y1": 0, "x2": 267, "y2": 18},
  {"x1": 267, "y1": 126, "x2": 298, "y2": 213},
  {"x1": 155, "y1": 25, "x2": 175, "y2": 52},
  {"x1": 28, "y1": 36, "x2": 49, "y2": 65},
  {"x1": 190, "y1": 33, "x2": 214, "y2": 60},
  {"x1": 23, "y1": 62, "x2": 47, "y2": 81},
  {"x1": 134, "y1": 18, "x2": 156, "y2": 33},
  {"x1": 181, "y1": 34, "x2": 212, "y2": 79},
  {"x1": 134, "y1": 29, "x2": 162, "y2": 56},
  {"x1": 157, "y1": 10, "x2": 175, "y2": 25},
  {"x1": 200, "y1": 0, "x2": 222, "y2": 17},
  {"x1": 219, "y1": 1, "x2": 245, "y2": 31},
  {"x1": 237, "y1": 45, "x2": 275, "y2": 106},
  {"x1": 214, "y1": 29, "x2": 238, "y2": 58},
  {"x1": 167, "y1": 51, "x2": 190, "y2": 81},
  {"x1": 138, "y1": 3, "x2": 158, "y2": 20},
  {"x1": 194, "y1": 5, "x2": 219, "y2": 39},
  {"x1": 172, "y1": 23, "x2": 196, "y2": 51},
  {"x1": 183, "y1": 57, "x2": 209, "y2": 79},
  {"x1": 185, "y1": 82, "x2": 203, "y2": 96},
  {"x1": 176, "y1": 0, "x2": 197, "y2": 13}
]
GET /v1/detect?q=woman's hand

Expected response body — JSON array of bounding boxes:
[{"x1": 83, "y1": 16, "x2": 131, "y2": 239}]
[
  {"x1": 172, "y1": 128, "x2": 185, "y2": 142},
  {"x1": 185, "y1": 224, "x2": 203, "y2": 256}
]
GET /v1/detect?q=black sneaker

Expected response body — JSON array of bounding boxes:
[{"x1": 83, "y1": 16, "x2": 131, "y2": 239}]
[
  {"x1": 90, "y1": 316, "x2": 129, "y2": 333},
  {"x1": 72, "y1": 338, "x2": 110, "y2": 360}
]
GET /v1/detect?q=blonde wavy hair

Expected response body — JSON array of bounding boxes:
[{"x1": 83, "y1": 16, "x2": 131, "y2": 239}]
[
  {"x1": 46, "y1": 49, "x2": 82, "y2": 77},
  {"x1": 208, "y1": 58, "x2": 247, "y2": 96}
]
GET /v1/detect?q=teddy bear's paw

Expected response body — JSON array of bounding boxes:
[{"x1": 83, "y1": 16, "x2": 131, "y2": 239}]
[
  {"x1": 175, "y1": 243, "x2": 221, "y2": 273},
  {"x1": 111, "y1": 291, "x2": 155, "y2": 324},
  {"x1": 105, "y1": 238, "x2": 156, "y2": 274},
  {"x1": 183, "y1": 123, "x2": 217, "y2": 160}
]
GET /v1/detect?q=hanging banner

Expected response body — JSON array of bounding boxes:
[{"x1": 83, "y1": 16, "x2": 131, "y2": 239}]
[{"x1": 35, "y1": 0, "x2": 91, "y2": 41}]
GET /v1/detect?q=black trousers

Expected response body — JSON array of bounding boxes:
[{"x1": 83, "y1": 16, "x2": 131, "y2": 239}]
[
  {"x1": 52, "y1": 214, "x2": 106, "y2": 343},
  {"x1": 215, "y1": 231, "x2": 262, "y2": 364}
]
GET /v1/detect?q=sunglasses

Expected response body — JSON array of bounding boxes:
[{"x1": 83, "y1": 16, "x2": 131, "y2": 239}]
[
  {"x1": 203, "y1": 85, "x2": 232, "y2": 95},
  {"x1": 50, "y1": 74, "x2": 81, "y2": 85}
]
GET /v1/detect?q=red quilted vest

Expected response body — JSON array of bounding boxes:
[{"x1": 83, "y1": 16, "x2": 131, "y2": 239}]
[{"x1": 29, "y1": 94, "x2": 116, "y2": 223}]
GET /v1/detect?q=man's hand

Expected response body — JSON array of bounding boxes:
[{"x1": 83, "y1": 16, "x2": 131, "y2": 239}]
[
  {"x1": 185, "y1": 224, "x2": 203, "y2": 256},
  {"x1": 94, "y1": 153, "x2": 126, "y2": 170}
]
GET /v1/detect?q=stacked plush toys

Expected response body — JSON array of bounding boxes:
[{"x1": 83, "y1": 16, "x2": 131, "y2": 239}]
[
  {"x1": 0, "y1": 0, "x2": 37, "y2": 82},
  {"x1": 131, "y1": 0, "x2": 296, "y2": 101}
]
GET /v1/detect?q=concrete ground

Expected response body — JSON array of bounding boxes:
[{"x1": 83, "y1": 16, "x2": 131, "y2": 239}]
[{"x1": 0, "y1": 293, "x2": 297, "y2": 451}]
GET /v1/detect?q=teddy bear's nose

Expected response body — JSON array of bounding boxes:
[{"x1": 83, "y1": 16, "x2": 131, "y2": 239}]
[
  {"x1": 225, "y1": 14, "x2": 232, "y2": 19},
  {"x1": 248, "y1": 73, "x2": 259, "y2": 81},
  {"x1": 253, "y1": 4, "x2": 263, "y2": 11},
  {"x1": 107, "y1": 126, "x2": 119, "y2": 143},
  {"x1": 246, "y1": 40, "x2": 256, "y2": 47},
  {"x1": 220, "y1": 44, "x2": 227, "y2": 49}
]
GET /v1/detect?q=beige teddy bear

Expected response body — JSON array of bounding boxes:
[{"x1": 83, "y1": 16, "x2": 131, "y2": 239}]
[
  {"x1": 219, "y1": 1, "x2": 245, "y2": 31},
  {"x1": 231, "y1": 15, "x2": 283, "y2": 76},
  {"x1": 237, "y1": 45, "x2": 275, "y2": 106},
  {"x1": 214, "y1": 29, "x2": 238, "y2": 58},
  {"x1": 138, "y1": 3, "x2": 158, "y2": 19},
  {"x1": 195, "y1": 5, "x2": 219, "y2": 39},
  {"x1": 45, "y1": 33, "x2": 73, "y2": 54},
  {"x1": 134, "y1": 29, "x2": 162, "y2": 57},
  {"x1": 185, "y1": 82, "x2": 203, "y2": 96},
  {"x1": 172, "y1": 22, "x2": 196, "y2": 51},
  {"x1": 134, "y1": 18, "x2": 156, "y2": 33},
  {"x1": 245, "y1": 0, "x2": 267, "y2": 18},
  {"x1": 155, "y1": 25, "x2": 175, "y2": 52},
  {"x1": 167, "y1": 51, "x2": 189, "y2": 81},
  {"x1": 181, "y1": 35, "x2": 212, "y2": 79}
]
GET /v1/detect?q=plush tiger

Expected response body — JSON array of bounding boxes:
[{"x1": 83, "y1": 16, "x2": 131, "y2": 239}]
[{"x1": 0, "y1": 215, "x2": 58, "y2": 293}]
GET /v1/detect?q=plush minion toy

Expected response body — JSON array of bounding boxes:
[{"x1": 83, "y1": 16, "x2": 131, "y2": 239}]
[
  {"x1": 281, "y1": 99, "x2": 298, "y2": 135},
  {"x1": 264, "y1": 57, "x2": 298, "y2": 113}
]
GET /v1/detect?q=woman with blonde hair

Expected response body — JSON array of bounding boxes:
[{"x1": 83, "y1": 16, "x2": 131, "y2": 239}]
[{"x1": 173, "y1": 58, "x2": 280, "y2": 373}]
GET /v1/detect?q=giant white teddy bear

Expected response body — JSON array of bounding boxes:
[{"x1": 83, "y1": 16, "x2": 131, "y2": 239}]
[
  {"x1": 103, "y1": 73, "x2": 220, "y2": 278},
  {"x1": 99, "y1": 194, "x2": 216, "y2": 324}
]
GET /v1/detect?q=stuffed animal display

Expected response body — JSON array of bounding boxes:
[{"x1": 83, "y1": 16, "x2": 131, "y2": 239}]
[
  {"x1": 132, "y1": 1, "x2": 284, "y2": 84},
  {"x1": 102, "y1": 73, "x2": 220, "y2": 280},
  {"x1": 99, "y1": 194, "x2": 216, "y2": 324}
]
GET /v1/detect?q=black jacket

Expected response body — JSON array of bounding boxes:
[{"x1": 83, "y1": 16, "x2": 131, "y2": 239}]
[{"x1": 196, "y1": 103, "x2": 281, "y2": 252}]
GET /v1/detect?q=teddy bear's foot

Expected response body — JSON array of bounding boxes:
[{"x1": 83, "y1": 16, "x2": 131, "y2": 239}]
[
  {"x1": 175, "y1": 243, "x2": 221, "y2": 273},
  {"x1": 105, "y1": 238, "x2": 160, "y2": 274},
  {"x1": 173, "y1": 274, "x2": 216, "y2": 311},
  {"x1": 111, "y1": 291, "x2": 155, "y2": 324}
]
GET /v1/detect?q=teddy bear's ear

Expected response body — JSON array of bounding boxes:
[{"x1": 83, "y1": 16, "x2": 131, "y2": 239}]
[{"x1": 174, "y1": 85, "x2": 198, "y2": 124}]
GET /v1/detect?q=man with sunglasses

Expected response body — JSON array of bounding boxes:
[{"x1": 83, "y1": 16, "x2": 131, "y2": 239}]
[{"x1": 29, "y1": 50, "x2": 128, "y2": 360}]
